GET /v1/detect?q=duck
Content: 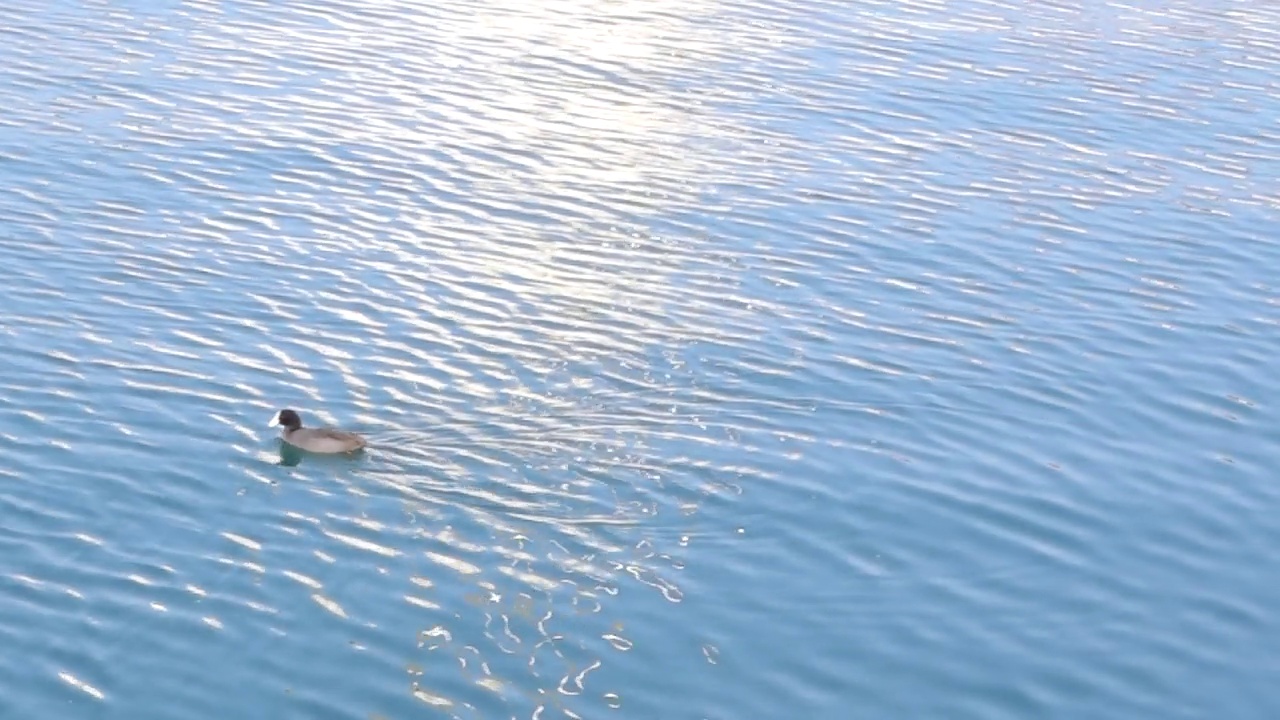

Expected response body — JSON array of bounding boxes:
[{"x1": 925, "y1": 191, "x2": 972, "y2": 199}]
[{"x1": 268, "y1": 409, "x2": 367, "y2": 454}]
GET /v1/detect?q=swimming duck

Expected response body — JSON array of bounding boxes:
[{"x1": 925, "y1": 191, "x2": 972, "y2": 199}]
[{"x1": 268, "y1": 409, "x2": 367, "y2": 454}]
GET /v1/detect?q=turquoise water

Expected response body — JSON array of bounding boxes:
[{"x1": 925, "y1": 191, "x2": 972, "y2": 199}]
[{"x1": 3, "y1": 0, "x2": 1280, "y2": 717}]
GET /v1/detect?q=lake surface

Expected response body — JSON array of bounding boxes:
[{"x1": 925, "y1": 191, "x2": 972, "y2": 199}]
[{"x1": 2, "y1": 0, "x2": 1279, "y2": 718}]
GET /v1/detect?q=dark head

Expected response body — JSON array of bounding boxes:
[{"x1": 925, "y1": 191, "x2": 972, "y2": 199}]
[{"x1": 268, "y1": 408, "x2": 302, "y2": 431}]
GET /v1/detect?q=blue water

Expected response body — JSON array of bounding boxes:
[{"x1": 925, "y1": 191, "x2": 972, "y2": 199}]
[{"x1": 3, "y1": 0, "x2": 1280, "y2": 717}]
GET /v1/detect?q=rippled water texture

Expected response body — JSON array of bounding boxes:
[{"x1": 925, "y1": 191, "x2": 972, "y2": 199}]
[{"x1": 2, "y1": 0, "x2": 1280, "y2": 718}]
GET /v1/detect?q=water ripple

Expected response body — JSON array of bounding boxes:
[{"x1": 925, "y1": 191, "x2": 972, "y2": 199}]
[{"x1": 1, "y1": 0, "x2": 1279, "y2": 718}]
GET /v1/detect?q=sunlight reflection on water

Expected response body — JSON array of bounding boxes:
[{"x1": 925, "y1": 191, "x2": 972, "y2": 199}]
[{"x1": 2, "y1": 0, "x2": 1280, "y2": 718}]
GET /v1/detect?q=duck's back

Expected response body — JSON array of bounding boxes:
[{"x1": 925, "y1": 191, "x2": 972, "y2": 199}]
[{"x1": 286, "y1": 427, "x2": 367, "y2": 453}]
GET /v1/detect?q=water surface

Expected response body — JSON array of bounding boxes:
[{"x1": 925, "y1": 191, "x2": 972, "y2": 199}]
[{"x1": 2, "y1": 1, "x2": 1280, "y2": 718}]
